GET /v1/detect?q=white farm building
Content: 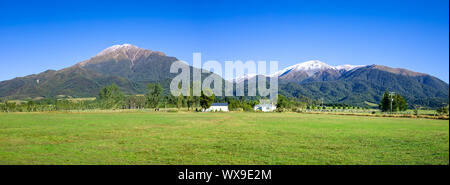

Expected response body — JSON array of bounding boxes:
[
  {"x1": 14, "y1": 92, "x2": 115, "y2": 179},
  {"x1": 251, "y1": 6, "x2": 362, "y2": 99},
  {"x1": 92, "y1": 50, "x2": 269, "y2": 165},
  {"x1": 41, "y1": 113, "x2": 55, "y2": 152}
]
[
  {"x1": 205, "y1": 103, "x2": 229, "y2": 112},
  {"x1": 253, "y1": 103, "x2": 277, "y2": 112}
]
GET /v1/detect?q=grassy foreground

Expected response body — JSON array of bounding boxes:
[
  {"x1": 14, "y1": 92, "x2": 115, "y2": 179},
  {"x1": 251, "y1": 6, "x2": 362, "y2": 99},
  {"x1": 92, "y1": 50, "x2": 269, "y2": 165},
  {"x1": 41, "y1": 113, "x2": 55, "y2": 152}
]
[{"x1": 0, "y1": 112, "x2": 448, "y2": 165}]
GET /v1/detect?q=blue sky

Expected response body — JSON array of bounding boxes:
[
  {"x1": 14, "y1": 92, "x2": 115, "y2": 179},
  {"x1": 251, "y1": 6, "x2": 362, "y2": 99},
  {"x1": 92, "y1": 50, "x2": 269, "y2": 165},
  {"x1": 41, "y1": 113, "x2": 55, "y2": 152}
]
[{"x1": 0, "y1": 0, "x2": 448, "y2": 82}]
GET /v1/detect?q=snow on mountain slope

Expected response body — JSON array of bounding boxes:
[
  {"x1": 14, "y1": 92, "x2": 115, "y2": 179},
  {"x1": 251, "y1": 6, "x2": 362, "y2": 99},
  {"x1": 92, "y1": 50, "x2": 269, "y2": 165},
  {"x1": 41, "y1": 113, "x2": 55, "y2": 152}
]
[
  {"x1": 95, "y1": 43, "x2": 138, "y2": 57},
  {"x1": 234, "y1": 60, "x2": 366, "y2": 81},
  {"x1": 78, "y1": 44, "x2": 165, "y2": 67},
  {"x1": 272, "y1": 60, "x2": 334, "y2": 77},
  {"x1": 335, "y1": 64, "x2": 366, "y2": 71},
  {"x1": 233, "y1": 74, "x2": 257, "y2": 83}
]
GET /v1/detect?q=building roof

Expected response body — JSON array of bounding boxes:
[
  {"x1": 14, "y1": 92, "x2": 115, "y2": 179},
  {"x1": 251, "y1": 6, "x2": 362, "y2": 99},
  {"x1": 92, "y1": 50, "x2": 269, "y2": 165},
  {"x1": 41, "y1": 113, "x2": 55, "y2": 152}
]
[{"x1": 211, "y1": 103, "x2": 228, "y2": 106}]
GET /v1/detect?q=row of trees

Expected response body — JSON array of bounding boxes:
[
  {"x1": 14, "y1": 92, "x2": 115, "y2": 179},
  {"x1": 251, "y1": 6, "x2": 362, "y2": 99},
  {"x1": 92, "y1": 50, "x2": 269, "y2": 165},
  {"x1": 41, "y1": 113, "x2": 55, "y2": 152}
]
[
  {"x1": 0, "y1": 83, "x2": 190, "y2": 112},
  {"x1": 0, "y1": 99, "x2": 100, "y2": 112},
  {"x1": 0, "y1": 84, "x2": 307, "y2": 112},
  {"x1": 97, "y1": 84, "x2": 216, "y2": 111},
  {"x1": 1, "y1": 85, "x2": 447, "y2": 115},
  {"x1": 275, "y1": 94, "x2": 369, "y2": 111}
]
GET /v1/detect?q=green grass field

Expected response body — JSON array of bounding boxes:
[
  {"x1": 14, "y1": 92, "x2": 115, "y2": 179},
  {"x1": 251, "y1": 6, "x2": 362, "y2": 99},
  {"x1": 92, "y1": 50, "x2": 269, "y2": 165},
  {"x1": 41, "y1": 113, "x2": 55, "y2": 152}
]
[{"x1": 0, "y1": 112, "x2": 448, "y2": 165}]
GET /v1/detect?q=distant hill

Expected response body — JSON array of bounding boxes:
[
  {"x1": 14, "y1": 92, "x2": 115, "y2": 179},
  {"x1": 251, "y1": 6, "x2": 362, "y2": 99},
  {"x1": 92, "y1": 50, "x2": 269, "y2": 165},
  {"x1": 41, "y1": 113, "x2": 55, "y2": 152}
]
[
  {"x1": 0, "y1": 44, "x2": 183, "y2": 99},
  {"x1": 0, "y1": 44, "x2": 448, "y2": 108},
  {"x1": 0, "y1": 44, "x2": 223, "y2": 99},
  {"x1": 0, "y1": 66, "x2": 136, "y2": 99}
]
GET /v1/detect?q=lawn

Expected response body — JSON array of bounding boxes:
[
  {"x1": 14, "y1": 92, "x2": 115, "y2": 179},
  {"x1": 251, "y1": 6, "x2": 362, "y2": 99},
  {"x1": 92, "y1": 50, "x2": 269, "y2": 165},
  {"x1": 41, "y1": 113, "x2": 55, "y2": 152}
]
[{"x1": 0, "y1": 112, "x2": 448, "y2": 165}]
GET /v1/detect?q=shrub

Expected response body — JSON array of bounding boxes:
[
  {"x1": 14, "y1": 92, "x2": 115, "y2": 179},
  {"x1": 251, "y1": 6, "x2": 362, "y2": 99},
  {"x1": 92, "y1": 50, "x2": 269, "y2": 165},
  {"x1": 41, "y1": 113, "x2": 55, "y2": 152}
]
[
  {"x1": 233, "y1": 108, "x2": 244, "y2": 112},
  {"x1": 436, "y1": 107, "x2": 449, "y2": 115},
  {"x1": 276, "y1": 108, "x2": 286, "y2": 112}
]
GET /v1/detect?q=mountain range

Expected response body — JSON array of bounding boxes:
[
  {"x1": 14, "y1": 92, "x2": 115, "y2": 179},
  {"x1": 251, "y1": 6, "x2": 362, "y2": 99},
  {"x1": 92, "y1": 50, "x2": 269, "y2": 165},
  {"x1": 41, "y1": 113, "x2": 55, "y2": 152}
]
[
  {"x1": 236, "y1": 60, "x2": 448, "y2": 107},
  {"x1": 0, "y1": 44, "x2": 448, "y2": 108}
]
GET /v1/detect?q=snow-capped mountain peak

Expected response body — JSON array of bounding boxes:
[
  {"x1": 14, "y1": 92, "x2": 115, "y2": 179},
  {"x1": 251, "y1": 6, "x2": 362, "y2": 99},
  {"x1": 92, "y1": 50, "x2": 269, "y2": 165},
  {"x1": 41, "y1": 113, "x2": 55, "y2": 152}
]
[
  {"x1": 78, "y1": 44, "x2": 166, "y2": 67},
  {"x1": 291, "y1": 60, "x2": 333, "y2": 70},
  {"x1": 96, "y1": 43, "x2": 139, "y2": 57},
  {"x1": 272, "y1": 60, "x2": 334, "y2": 77},
  {"x1": 275, "y1": 60, "x2": 366, "y2": 77},
  {"x1": 285, "y1": 60, "x2": 333, "y2": 75}
]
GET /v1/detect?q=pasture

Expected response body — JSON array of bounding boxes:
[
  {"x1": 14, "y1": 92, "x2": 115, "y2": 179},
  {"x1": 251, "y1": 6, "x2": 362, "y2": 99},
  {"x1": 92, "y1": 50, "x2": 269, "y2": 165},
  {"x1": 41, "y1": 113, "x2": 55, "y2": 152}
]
[{"x1": 0, "y1": 112, "x2": 448, "y2": 165}]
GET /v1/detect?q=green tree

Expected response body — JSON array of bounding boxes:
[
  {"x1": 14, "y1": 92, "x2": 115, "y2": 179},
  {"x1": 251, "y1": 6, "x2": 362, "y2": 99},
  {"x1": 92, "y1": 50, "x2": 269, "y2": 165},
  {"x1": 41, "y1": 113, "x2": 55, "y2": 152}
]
[
  {"x1": 193, "y1": 95, "x2": 200, "y2": 109},
  {"x1": 394, "y1": 94, "x2": 407, "y2": 112},
  {"x1": 99, "y1": 84, "x2": 124, "y2": 109},
  {"x1": 413, "y1": 105, "x2": 421, "y2": 116},
  {"x1": 27, "y1": 101, "x2": 35, "y2": 112},
  {"x1": 176, "y1": 95, "x2": 183, "y2": 110},
  {"x1": 186, "y1": 96, "x2": 194, "y2": 111},
  {"x1": 163, "y1": 96, "x2": 170, "y2": 111},
  {"x1": 0, "y1": 103, "x2": 5, "y2": 112},
  {"x1": 125, "y1": 95, "x2": 146, "y2": 109},
  {"x1": 379, "y1": 91, "x2": 407, "y2": 112},
  {"x1": 276, "y1": 94, "x2": 288, "y2": 108},
  {"x1": 5, "y1": 101, "x2": 16, "y2": 112},
  {"x1": 436, "y1": 106, "x2": 449, "y2": 115},
  {"x1": 200, "y1": 89, "x2": 215, "y2": 110},
  {"x1": 379, "y1": 91, "x2": 391, "y2": 112},
  {"x1": 145, "y1": 83, "x2": 163, "y2": 108}
]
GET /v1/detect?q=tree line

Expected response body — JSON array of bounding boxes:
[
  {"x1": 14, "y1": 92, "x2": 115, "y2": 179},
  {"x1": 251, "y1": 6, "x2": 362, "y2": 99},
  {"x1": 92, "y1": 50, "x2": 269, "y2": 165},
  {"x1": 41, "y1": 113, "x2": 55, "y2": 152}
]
[
  {"x1": 0, "y1": 83, "x2": 218, "y2": 112},
  {"x1": 0, "y1": 83, "x2": 319, "y2": 112},
  {"x1": 0, "y1": 84, "x2": 448, "y2": 115}
]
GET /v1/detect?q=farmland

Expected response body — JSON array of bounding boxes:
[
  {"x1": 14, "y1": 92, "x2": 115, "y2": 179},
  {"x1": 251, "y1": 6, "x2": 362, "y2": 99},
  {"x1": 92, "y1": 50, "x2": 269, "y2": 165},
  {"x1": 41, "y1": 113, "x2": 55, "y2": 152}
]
[{"x1": 0, "y1": 112, "x2": 448, "y2": 165}]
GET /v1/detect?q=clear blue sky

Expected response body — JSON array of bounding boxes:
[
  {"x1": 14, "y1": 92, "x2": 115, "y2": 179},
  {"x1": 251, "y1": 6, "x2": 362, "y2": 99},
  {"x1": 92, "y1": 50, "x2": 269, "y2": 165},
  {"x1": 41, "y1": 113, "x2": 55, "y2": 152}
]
[{"x1": 0, "y1": 0, "x2": 448, "y2": 82}]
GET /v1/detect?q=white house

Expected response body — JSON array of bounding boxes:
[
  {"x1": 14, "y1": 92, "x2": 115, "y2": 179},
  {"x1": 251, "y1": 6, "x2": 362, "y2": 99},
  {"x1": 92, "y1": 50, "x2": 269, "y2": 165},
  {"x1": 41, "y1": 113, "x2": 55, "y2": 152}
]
[
  {"x1": 254, "y1": 103, "x2": 277, "y2": 112},
  {"x1": 254, "y1": 99, "x2": 277, "y2": 112},
  {"x1": 205, "y1": 103, "x2": 229, "y2": 112}
]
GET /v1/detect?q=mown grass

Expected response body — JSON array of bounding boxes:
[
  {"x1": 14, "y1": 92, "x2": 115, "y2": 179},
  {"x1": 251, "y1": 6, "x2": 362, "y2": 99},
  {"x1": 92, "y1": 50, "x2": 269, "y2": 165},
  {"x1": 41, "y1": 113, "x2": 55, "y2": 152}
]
[{"x1": 0, "y1": 112, "x2": 448, "y2": 165}]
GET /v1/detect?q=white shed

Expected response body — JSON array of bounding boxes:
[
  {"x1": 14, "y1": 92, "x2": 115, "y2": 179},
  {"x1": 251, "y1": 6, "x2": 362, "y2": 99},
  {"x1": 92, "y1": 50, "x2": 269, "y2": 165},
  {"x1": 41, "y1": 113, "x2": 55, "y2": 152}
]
[{"x1": 205, "y1": 103, "x2": 229, "y2": 112}]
